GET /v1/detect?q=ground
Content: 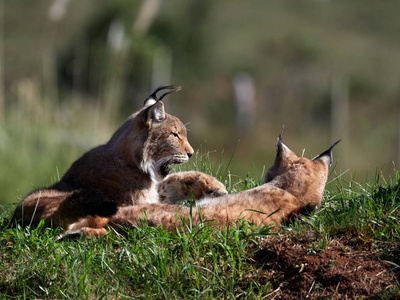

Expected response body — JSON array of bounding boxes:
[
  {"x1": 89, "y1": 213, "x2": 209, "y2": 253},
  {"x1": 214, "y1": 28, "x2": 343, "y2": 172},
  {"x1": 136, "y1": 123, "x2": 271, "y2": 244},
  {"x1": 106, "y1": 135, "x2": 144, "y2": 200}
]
[{"x1": 249, "y1": 232, "x2": 399, "y2": 299}]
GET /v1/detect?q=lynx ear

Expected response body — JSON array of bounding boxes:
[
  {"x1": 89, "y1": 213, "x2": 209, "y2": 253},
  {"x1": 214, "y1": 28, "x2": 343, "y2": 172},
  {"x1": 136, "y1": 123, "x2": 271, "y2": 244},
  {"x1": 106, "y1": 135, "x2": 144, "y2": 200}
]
[
  {"x1": 146, "y1": 101, "x2": 166, "y2": 127},
  {"x1": 143, "y1": 97, "x2": 157, "y2": 108},
  {"x1": 313, "y1": 139, "x2": 342, "y2": 167}
]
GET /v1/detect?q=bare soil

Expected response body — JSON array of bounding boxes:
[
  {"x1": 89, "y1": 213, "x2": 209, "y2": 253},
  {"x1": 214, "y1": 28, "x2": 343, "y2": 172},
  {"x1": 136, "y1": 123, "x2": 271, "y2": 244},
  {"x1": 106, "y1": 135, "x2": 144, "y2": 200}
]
[{"x1": 249, "y1": 233, "x2": 400, "y2": 299}]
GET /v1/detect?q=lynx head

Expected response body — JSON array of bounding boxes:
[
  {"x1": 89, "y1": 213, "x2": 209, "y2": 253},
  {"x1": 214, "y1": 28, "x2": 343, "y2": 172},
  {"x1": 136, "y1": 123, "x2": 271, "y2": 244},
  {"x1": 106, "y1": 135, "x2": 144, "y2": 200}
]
[
  {"x1": 108, "y1": 85, "x2": 194, "y2": 182},
  {"x1": 263, "y1": 130, "x2": 340, "y2": 211}
]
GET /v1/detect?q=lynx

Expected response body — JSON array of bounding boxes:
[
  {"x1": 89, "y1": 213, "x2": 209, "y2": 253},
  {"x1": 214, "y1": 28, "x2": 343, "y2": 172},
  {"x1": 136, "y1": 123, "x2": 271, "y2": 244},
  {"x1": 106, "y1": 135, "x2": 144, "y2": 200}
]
[
  {"x1": 63, "y1": 132, "x2": 340, "y2": 236},
  {"x1": 11, "y1": 86, "x2": 227, "y2": 233}
]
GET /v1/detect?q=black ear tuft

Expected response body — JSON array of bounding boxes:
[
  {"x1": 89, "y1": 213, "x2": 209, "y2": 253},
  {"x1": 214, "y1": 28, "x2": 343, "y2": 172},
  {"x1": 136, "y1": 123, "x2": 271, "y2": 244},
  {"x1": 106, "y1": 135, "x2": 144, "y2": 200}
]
[
  {"x1": 276, "y1": 125, "x2": 285, "y2": 157},
  {"x1": 158, "y1": 85, "x2": 181, "y2": 100},
  {"x1": 328, "y1": 139, "x2": 342, "y2": 152},
  {"x1": 278, "y1": 125, "x2": 285, "y2": 142},
  {"x1": 313, "y1": 139, "x2": 342, "y2": 166},
  {"x1": 143, "y1": 85, "x2": 181, "y2": 107}
]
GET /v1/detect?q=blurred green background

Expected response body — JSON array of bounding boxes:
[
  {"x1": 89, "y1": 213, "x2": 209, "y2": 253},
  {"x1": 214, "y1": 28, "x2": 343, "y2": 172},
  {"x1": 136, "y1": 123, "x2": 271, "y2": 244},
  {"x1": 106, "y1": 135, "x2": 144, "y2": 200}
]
[{"x1": 1, "y1": 0, "x2": 400, "y2": 204}]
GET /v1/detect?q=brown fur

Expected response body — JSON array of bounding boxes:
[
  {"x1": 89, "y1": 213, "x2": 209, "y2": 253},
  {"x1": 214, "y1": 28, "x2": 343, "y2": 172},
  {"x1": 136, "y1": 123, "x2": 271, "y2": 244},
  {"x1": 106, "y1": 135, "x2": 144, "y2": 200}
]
[
  {"x1": 157, "y1": 171, "x2": 227, "y2": 203},
  {"x1": 70, "y1": 135, "x2": 340, "y2": 236},
  {"x1": 11, "y1": 86, "x2": 225, "y2": 234}
]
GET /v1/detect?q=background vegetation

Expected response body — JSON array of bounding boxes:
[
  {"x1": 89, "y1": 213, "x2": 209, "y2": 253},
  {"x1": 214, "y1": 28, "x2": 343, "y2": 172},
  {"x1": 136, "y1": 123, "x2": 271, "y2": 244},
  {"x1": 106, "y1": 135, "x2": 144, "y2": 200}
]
[{"x1": 1, "y1": 0, "x2": 400, "y2": 205}]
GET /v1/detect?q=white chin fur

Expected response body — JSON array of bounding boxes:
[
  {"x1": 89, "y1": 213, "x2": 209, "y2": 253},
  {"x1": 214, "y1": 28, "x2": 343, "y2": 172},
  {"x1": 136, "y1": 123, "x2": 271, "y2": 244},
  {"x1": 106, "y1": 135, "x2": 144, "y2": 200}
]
[
  {"x1": 141, "y1": 161, "x2": 158, "y2": 183},
  {"x1": 142, "y1": 155, "x2": 189, "y2": 183}
]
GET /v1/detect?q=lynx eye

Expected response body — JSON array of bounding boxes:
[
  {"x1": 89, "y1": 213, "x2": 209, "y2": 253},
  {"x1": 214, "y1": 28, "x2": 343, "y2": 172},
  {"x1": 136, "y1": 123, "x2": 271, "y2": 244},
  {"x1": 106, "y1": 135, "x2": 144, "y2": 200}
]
[{"x1": 171, "y1": 132, "x2": 179, "y2": 139}]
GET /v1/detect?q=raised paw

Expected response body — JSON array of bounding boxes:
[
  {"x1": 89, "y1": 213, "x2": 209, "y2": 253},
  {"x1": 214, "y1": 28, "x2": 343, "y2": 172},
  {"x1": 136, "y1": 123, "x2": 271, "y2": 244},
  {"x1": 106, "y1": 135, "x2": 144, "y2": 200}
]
[{"x1": 157, "y1": 171, "x2": 228, "y2": 204}]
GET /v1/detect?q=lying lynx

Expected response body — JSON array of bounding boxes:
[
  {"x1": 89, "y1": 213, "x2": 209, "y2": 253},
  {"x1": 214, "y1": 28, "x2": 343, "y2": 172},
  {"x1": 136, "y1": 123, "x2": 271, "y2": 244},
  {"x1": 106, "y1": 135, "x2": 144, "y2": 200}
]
[
  {"x1": 11, "y1": 86, "x2": 227, "y2": 233},
  {"x1": 64, "y1": 133, "x2": 340, "y2": 236}
]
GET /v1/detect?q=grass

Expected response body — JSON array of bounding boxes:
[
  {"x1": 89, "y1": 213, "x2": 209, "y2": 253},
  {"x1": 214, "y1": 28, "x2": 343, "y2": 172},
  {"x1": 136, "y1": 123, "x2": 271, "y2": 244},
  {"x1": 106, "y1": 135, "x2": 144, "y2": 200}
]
[
  {"x1": 1, "y1": 212, "x2": 272, "y2": 299},
  {"x1": 1, "y1": 156, "x2": 399, "y2": 299},
  {"x1": 313, "y1": 171, "x2": 400, "y2": 241}
]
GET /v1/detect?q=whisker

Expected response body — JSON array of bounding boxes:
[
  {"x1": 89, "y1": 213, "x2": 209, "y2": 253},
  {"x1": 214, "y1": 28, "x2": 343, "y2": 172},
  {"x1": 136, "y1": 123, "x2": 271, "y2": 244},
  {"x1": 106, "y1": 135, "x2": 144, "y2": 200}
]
[
  {"x1": 153, "y1": 156, "x2": 173, "y2": 168},
  {"x1": 184, "y1": 122, "x2": 192, "y2": 131}
]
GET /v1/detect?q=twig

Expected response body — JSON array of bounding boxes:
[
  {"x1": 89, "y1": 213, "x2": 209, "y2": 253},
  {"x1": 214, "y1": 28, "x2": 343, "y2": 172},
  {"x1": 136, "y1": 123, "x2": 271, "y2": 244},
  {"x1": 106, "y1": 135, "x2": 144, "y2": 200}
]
[
  {"x1": 306, "y1": 280, "x2": 315, "y2": 298},
  {"x1": 264, "y1": 286, "x2": 280, "y2": 299}
]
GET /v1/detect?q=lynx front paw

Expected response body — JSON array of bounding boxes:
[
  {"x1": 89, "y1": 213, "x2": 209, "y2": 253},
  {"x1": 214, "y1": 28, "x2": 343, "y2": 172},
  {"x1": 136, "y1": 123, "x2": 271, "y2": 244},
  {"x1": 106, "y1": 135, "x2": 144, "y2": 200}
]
[{"x1": 158, "y1": 171, "x2": 227, "y2": 204}]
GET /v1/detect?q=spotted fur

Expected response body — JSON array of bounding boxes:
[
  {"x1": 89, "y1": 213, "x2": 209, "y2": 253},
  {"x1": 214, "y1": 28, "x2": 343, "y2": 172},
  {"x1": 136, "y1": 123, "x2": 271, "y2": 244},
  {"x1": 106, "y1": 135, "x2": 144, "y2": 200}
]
[
  {"x1": 11, "y1": 86, "x2": 224, "y2": 234},
  {"x1": 157, "y1": 171, "x2": 227, "y2": 203}
]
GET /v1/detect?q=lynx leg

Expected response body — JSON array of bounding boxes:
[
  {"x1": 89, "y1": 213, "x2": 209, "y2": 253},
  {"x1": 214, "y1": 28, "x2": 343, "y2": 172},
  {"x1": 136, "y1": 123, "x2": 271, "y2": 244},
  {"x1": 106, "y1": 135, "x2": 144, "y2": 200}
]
[
  {"x1": 157, "y1": 171, "x2": 227, "y2": 204},
  {"x1": 80, "y1": 227, "x2": 108, "y2": 237},
  {"x1": 56, "y1": 216, "x2": 109, "y2": 240}
]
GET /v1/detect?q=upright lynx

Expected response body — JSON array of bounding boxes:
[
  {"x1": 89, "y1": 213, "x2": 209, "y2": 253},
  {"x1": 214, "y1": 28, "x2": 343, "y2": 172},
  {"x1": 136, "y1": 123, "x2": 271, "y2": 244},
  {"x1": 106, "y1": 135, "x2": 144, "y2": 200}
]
[
  {"x1": 63, "y1": 132, "x2": 340, "y2": 236},
  {"x1": 11, "y1": 86, "x2": 227, "y2": 233}
]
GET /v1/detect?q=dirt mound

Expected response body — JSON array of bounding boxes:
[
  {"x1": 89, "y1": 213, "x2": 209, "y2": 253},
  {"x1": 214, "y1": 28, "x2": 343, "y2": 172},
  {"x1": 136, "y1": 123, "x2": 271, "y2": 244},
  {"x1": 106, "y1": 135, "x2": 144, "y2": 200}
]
[{"x1": 250, "y1": 234, "x2": 399, "y2": 299}]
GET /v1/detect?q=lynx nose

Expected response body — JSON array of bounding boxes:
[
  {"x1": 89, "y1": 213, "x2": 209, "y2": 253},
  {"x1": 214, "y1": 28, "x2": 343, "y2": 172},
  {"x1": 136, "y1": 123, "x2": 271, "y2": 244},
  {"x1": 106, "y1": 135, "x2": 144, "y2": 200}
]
[{"x1": 186, "y1": 145, "x2": 194, "y2": 158}]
